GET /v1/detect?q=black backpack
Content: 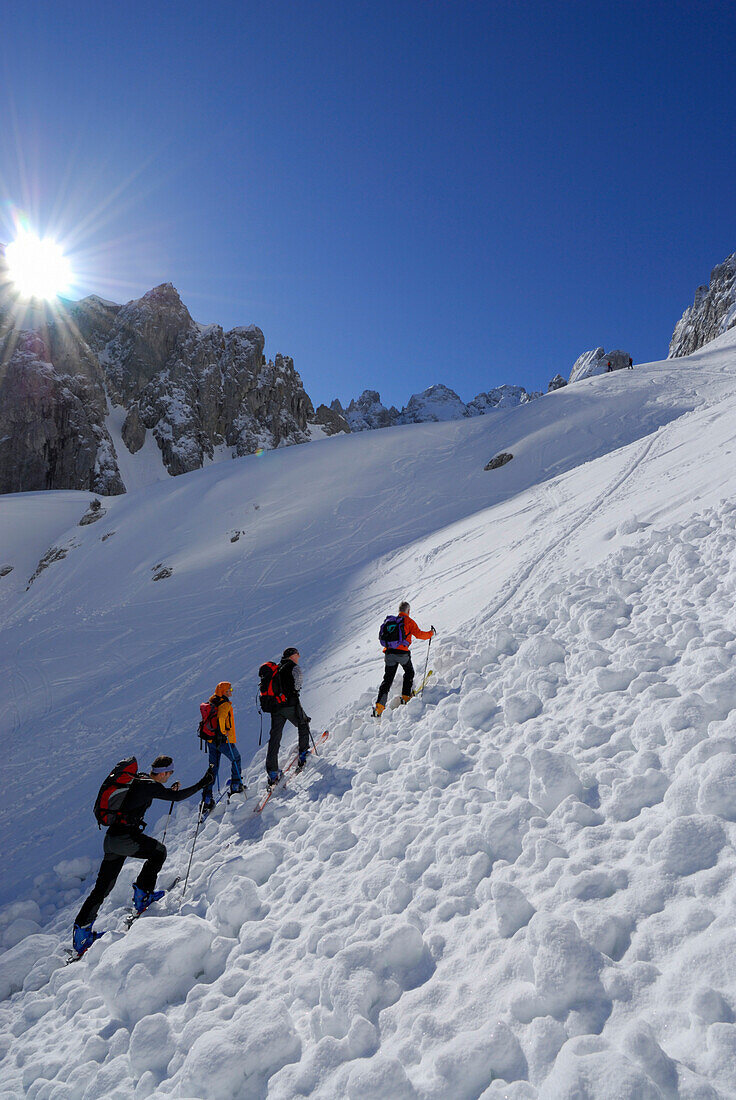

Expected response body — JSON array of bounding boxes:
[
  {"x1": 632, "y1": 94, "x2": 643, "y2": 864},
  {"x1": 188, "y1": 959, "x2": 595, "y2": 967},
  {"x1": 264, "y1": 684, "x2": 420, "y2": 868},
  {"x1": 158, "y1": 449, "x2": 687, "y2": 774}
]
[
  {"x1": 93, "y1": 757, "x2": 138, "y2": 828},
  {"x1": 379, "y1": 615, "x2": 407, "y2": 649}
]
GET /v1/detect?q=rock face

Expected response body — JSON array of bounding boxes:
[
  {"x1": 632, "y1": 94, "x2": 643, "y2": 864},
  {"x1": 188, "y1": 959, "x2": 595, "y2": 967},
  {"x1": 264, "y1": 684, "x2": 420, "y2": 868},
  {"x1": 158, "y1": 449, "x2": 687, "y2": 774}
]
[
  {"x1": 569, "y1": 347, "x2": 631, "y2": 383},
  {"x1": 399, "y1": 384, "x2": 469, "y2": 424},
  {"x1": 0, "y1": 275, "x2": 315, "y2": 493},
  {"x1": 311, "y1": 401, "x2": 351, "y2": 436},
  {"x1": 669, "y1": 252, "x2": 736, "y2": 358},
  {"x1": 0, "y1": 331, "x2": 123, "y2": 495},
  {"x1": 468, "y1": 384, "x2": 540, "y2": 414},
  {"x1": 548, "y1": 374, "x2": 567, "y2": 392},
  {"x1": 342, "y1": 391, "x2": 400, "y2": 432}
]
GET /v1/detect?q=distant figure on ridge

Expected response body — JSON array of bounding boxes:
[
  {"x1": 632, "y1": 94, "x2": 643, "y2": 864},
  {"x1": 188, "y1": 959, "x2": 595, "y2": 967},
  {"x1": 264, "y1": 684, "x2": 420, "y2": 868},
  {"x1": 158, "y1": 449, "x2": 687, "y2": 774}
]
[
  {"x1": 259, "y1": 647, "x2": 312, "y2": 786},
  {"x1": 200, "y1": 680, "x2": 245, "y2": 817},
  {"x1": 73, "y1": 755, "x2": 212, "y2": 956},
  {"x1": 373, "y1": 601, "x2": 435, "y2": 717},
  {"x1": 628, "y1": 356, "x2": 633, "y2": 369}
]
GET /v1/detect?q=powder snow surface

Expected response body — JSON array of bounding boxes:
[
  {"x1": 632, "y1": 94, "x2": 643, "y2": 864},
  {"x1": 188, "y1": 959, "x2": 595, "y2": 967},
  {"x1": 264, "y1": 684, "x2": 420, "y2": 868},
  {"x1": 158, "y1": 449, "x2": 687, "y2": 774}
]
[{"x1": 2, "y1": 334, "x2": 736, "y2": 1096}]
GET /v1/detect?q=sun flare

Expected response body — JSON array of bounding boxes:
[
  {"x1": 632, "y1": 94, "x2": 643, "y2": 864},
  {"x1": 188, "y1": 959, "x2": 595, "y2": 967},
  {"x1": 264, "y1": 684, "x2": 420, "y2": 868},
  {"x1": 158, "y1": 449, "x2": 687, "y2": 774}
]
[{"x1": 5, "y1": 230, "x2": 73, "y2": 300}]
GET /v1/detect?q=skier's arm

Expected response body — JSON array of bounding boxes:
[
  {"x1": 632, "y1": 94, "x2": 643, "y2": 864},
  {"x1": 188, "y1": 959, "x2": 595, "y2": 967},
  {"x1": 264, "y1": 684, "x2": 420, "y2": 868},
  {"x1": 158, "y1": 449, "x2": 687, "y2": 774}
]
[
  {"x1": 405, "y1": 615, "x2": 433, "y2": 642},
  {"x1": 150, "y1": 767, "x2": 214, "y2": 802}
]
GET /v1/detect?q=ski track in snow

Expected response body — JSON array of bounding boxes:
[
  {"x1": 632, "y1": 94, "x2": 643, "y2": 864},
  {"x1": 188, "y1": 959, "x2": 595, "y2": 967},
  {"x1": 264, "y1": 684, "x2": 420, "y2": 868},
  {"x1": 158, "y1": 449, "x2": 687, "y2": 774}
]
[{"x1": 1, "y1": 337, "x2": 736, "y2": 1095}]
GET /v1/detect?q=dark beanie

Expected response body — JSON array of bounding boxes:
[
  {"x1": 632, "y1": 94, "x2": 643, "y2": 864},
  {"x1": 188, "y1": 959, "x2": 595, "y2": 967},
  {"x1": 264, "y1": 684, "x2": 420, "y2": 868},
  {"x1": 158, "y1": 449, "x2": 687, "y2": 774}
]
[{"x1": 282, "y1": 646, "x2": 299, "y2": 660}]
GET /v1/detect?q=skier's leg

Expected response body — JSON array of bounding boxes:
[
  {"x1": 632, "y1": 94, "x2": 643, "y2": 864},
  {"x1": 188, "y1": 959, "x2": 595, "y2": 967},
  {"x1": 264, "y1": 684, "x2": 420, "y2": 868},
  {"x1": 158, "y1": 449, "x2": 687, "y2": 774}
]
[
  {"x1": 131, "y1": 833, "x2": 167, "y2": 894},
  {"x1": 295, "y1": 705, "x2": 311, "y2": 756},
  {"x1": 266, "y1": 712, "x2": 287, "y2": 774},
  {"x1": 202, "y1": 741, "x2": 220, "y2": 804},
  {"x1": 223, "y1": 741, "x2": 243, "y2": 786},
  {"x1": 400, "y1": 653, "x2": 415, "y2": 697},
  {"x1": 377, "y1": 653, "x2": 400, "y2": 706},
  {"x1": 75, "y1": 852, "x2": 126, "y2": 927}
]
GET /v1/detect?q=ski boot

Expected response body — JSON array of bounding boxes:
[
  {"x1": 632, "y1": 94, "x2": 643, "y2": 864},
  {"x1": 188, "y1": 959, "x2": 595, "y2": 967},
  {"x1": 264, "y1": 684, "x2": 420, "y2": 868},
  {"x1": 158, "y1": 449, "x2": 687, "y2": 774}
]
[
  {"x1": 201, "y1": 798, "x2": 215, "y2": 819},
  {"x1": 133, "y1": 884, "x2": 166, "y2": 915},
  {"x1": 229, "y1": 781, "x2": 245, "y2": 794},
  {"x1": 295, "y1": 751, "x2": 308, "y2": 773},
  {"x1": 72, "y1": 923, "x2": 104, "y2": 956},
  {"x1": 400, "y1": 694, "x2": 411, "y2": 705},
  {"x1": 267, "y1": 769, "x2": 283, "y2": 788},
  {"x1": 372, "y1": 703, "x2": 385, "y2": 718}
]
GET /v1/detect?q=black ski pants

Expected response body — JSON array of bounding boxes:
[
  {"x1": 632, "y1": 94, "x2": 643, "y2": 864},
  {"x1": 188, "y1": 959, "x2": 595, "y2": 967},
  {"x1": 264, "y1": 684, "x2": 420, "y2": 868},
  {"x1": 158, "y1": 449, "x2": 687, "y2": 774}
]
[
  {"x1": 377, "y1": 649, "x2": 414, "y2": 706},
  {"x1": 75, "y1": 830, "x2": 166, "y2": 927},
  {"x1": 267, "y1": 704, "x2": 311, "y2": 773}
]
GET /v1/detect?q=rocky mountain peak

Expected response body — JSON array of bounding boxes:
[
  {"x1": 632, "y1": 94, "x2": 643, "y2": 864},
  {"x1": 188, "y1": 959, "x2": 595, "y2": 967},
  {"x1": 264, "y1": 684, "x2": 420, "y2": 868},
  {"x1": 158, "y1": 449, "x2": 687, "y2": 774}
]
[
  {"x1": 568, "y1": 347, "x2": 631, "y2": 383},
  {"x1": 669, "y1": 251, "x2": 736, "y2": 358},
  {"x1": 399, "y1": 384, "x2": 469, "y2": 424},
  {"x1": 0, "y1": 279, "x2": 312, "y2": 493}
]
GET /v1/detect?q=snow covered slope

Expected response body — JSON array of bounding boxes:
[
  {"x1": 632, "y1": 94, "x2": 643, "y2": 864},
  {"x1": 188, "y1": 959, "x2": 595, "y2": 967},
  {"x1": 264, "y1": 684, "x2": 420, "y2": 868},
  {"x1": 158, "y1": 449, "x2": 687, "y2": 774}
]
[{"x1": 1, "y1": 332, "x2": 736, "y2": 1096}]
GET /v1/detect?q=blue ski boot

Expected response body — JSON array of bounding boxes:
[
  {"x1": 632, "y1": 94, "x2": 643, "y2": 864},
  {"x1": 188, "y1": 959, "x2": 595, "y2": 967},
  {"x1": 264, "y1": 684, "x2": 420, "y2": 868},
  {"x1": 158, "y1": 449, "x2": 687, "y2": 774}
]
[
  {"x1": 72, "y1": 923, "x2": 104, "y2": 956},
  {"x1": 267, "y1": 769, "x2": 283, "y2": 788},
  {"x1": 295, "y1": 751, "x2": 308, "y2": 772},
  {"x1": 133, "y1": 884, "x2": 166, "y2": 915}
]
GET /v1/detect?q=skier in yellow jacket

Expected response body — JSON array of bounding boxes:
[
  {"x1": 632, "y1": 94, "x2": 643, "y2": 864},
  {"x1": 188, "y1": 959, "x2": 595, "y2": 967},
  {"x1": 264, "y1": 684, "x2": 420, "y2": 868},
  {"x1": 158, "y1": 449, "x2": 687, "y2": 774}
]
[{"x1": 201, "y1": 681, "x2": 244, "y2": 815}]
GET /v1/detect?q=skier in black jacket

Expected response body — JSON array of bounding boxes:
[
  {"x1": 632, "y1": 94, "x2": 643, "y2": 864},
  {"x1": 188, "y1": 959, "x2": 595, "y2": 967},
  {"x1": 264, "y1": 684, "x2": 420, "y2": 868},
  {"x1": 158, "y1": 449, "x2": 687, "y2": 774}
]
[
  {"x1": 73, "y1": 755, "x2": 212, "y2": 955},
  {"x1": 266, "y1": 647, "x2": 312, "y2": 785}
]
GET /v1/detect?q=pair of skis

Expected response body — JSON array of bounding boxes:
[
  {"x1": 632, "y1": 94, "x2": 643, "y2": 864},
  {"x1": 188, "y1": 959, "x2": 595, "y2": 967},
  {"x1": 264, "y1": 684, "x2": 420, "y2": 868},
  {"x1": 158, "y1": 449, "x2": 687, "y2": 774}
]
[{"x1": 254, "y1": 730, "x2": 329, "y2": 814}]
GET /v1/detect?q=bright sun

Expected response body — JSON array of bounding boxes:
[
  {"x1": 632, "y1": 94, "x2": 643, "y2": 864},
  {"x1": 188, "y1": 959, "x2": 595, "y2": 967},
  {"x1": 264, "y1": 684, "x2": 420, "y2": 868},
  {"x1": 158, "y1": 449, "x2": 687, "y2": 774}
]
[{"x1": 5, "y1": 230, "x2": 73, "y2": 300}]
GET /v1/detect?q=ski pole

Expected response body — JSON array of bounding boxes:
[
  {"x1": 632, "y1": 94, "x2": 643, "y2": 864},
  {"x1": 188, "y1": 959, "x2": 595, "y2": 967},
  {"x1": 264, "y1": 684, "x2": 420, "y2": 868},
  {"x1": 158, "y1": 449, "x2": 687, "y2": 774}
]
[
  {"x1": 161, "y1": 801, "x2": 174, "y2": 846},
  {"x1": 421, "y1": 634, "x2": 433, "y2": 692},
  {"x1": 182, "y1": 802, "x2": 204, "y2": 897}
]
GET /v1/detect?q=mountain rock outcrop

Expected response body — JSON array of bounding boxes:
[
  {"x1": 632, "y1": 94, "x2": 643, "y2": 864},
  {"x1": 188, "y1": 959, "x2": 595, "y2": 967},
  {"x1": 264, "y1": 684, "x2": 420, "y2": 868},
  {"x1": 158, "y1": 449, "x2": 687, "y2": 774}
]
[
  {"x1": 0, "y1": 275, "x2": 315, "y2": 493},
  {"x1": 399, "y1": 383, "x2": 469, "y2": 424},
  {"x1": 311, "y1": 401, "x2": 351, "y2": 436},
  {"x1": 468, "y1": 384, "x2": 540, "y2": 413},
  {"x1": 0, "y1": 331, "x2": 123, "y2": 495},
  {"x1": 669, "y1": 252, "x2": 736, "y2": 358},
  {"x1": 569, "y1": 347, "x2": 631, "y2": 383},
  {"x1": 339, "y1": 391, "x2": 400, "y2": 432}
]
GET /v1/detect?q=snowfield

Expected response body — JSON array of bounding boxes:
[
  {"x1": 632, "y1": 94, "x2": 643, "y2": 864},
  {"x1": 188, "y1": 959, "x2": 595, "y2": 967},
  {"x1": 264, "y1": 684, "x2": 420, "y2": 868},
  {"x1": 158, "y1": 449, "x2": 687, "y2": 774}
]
[{"x1": 2, "y1": 331, "x2": 736, "y2": 1096}]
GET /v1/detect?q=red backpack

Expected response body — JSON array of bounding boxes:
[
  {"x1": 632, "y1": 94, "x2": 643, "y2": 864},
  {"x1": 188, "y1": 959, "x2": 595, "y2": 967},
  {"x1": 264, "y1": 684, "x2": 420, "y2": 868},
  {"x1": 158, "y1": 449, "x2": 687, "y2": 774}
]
[
  {"x1": 199, "y1": 700, "x2": 222, "y2": 746},
  {"x1": 258, "y1": 661, "x2": 287, "y2": 713},
  {"x1": 94, "y1": 757, "x2": 138, "y2": 828}
]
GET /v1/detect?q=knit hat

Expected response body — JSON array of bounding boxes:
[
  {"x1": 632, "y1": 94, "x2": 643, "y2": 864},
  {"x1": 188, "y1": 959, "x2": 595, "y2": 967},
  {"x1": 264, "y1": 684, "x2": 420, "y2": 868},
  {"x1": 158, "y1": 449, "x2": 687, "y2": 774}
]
[{"x1": 282, "y1": 647, "x2": 299, "y2": 660}]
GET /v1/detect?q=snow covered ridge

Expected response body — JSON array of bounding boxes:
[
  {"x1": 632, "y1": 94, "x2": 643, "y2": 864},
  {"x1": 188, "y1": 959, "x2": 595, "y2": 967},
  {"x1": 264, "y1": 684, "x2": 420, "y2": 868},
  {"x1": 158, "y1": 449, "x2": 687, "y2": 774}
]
[
  {"x1": 2, "y1": 502, "x2": 736, "y2": 1096},
  {"x1": 670, "y1": 251, "x2": 736, "y2": 358},
  {"x1": 333, "y1": 382, "x2": 542, "y2": 433}
]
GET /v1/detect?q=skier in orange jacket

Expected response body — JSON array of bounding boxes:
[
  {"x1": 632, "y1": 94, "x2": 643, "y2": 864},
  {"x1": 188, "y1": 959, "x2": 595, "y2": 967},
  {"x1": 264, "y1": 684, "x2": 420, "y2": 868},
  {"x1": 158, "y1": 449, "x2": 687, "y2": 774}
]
[
  {"x1": 374, "y1": 602, "x2": 435, "y2": 716},
  {"x1": 201, "y1": 681, "x2": 244, "y2": 814}
]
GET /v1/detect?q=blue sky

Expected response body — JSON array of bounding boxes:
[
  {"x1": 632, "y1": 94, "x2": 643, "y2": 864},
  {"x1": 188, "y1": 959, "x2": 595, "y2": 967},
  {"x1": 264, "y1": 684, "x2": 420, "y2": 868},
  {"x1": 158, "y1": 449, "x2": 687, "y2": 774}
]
[{"x1": 1, "y1": 1, "x2": 735, "y2": 408}]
